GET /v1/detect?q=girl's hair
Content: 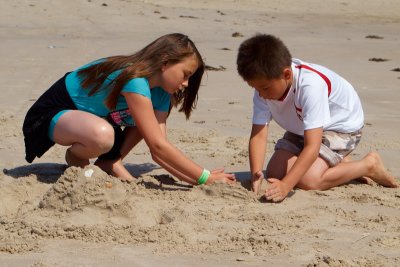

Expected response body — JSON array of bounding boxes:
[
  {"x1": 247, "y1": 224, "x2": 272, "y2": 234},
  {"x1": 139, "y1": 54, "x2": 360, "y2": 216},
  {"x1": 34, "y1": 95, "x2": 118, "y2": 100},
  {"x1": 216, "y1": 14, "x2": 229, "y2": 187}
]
[
  {"x1": 78, "y1": 33, "x2": 204, "y2": 119},
  {"x1": 237, "y1": 34, "x2": 292, "y2": 81}
]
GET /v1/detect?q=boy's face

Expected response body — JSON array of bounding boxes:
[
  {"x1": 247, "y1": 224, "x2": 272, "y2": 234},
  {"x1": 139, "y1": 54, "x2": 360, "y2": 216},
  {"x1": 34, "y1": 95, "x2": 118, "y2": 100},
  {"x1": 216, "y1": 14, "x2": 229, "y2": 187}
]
[{"x1": 247, "y1": 68, "x2": 292, "y2": 100}]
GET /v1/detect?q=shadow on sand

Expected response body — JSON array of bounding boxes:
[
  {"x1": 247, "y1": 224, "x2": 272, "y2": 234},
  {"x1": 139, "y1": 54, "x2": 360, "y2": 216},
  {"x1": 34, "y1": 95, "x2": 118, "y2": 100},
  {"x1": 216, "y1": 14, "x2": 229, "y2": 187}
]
[{"x1": 3, "y1": 162, "x2": 164, "y2": 184}]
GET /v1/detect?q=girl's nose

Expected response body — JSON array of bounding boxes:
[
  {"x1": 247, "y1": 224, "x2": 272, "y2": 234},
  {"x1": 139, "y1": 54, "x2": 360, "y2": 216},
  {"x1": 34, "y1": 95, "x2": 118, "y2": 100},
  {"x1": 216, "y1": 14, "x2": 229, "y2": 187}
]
[{"x1": 182, "y1": 79, "x2": 189, "y2": 88}]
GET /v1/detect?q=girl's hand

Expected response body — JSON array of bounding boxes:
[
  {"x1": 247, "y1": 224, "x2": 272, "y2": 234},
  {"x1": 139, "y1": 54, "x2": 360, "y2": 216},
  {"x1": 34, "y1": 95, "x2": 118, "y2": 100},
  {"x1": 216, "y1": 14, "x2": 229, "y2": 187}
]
[
  {"x1": 206, "y1": 168, "x2": 236, "y2": 184},
  {"x1": 251, "y1": 170, "x2": 264, "y2": 194},
  {"x1": 265, "y1": 178, "x2": 290, "y2": 202}
]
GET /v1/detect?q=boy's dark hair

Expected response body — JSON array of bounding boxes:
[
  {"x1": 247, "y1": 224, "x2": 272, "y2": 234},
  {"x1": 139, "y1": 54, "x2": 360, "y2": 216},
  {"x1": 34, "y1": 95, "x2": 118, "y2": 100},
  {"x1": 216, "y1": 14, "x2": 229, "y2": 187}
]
[{"x1": 237, "y1": 34, "x2": 292, "y2": 80}]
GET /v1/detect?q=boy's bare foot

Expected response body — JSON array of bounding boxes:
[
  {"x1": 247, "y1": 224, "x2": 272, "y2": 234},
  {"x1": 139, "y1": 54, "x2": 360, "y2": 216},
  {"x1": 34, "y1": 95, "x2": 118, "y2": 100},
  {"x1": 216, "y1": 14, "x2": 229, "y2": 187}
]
[
  {"x1": 65, "y1": 148, "x2": 90, "y2": 168},
  {"x1": 94, "y1": 158, "x2": 135, "y2": 182},
  {"x1": 355, "y1": 176, "x2": 374, "y2": 185},
  {"x1": 364, "y1": 152, "x2": 398, "y2": 188}
]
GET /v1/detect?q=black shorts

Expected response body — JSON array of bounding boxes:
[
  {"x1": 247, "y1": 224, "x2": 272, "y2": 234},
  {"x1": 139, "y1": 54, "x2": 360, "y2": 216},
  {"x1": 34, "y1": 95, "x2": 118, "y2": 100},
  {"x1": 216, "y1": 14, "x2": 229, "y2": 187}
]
[
  {"x1": 23, "y1": 73, "x2": 126, "y2": 163},
  {"x1": 23, "y1": 73, "x2": 76, "y2": 163}
]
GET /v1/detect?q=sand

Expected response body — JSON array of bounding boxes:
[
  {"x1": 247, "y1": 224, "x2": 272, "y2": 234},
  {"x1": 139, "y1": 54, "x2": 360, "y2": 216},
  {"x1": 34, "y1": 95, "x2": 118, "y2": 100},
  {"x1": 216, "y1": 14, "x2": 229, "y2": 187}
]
[{"x1": 1, "y1": 0, "x2": 399, "y2": 266}]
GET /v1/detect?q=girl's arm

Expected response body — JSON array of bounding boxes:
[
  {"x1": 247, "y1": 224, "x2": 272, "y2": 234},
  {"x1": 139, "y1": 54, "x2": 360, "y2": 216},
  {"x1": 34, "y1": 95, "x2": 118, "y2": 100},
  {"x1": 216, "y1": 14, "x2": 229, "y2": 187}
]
[
  {"x1": 266, "y1": 127, "x2": 322, "y2": 201},
  {"x1": 123, "y1": 92, "x2": 235, "y2": 185},
  {"x1": 154, "y1": 110, "x2": 168, "y2": 138},
  {"x1": 151, "y1": 110, "x2": 196, "y2": 183},
  {"x1": 119, "y1": 110, "x2": 195, "y2": 183},
  {"x1": 146, "y1": 110, "x2": 227, "y2": 185},
  {"x1": 120, "y1": 109, "x2": 168, "y2": 160}
]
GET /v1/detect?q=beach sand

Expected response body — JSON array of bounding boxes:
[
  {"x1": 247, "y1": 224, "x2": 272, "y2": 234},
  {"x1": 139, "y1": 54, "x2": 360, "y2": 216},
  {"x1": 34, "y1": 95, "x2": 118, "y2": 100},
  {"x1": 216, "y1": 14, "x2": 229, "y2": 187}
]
[{"x1": 1, "y1": 0, "x2": 399, "y2": 266}]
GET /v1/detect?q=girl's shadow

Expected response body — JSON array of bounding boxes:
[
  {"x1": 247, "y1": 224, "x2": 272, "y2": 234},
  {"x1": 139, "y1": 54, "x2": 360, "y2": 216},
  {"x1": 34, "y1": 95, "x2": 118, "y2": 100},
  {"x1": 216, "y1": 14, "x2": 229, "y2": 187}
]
[
  {"x1": 3, "y1": 163, "x2": 67, "y2": 183},
  {"x1": 3, "y1": 162, "x2": 162, "y2": 184}
]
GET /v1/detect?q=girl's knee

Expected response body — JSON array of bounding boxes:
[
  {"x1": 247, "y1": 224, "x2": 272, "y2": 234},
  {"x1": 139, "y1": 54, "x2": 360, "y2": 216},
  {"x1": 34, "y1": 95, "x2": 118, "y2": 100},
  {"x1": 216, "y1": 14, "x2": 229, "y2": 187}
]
[{"x1": 90, "y1": 124, "x2": 115, "y2": 153}]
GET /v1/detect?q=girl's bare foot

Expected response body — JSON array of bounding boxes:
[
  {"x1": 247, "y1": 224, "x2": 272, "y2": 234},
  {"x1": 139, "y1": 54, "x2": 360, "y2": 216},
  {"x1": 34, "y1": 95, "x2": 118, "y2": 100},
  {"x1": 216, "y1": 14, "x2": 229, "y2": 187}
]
[
  {"x1": 364, "y1": 152, "x2": 398, "y2": 188},
  {"x1": 94, "y1": 158, "x2": 135, "y2": 182},
  {"x1": 65, "y1": 148, "x2": 90, "y2": 168}
]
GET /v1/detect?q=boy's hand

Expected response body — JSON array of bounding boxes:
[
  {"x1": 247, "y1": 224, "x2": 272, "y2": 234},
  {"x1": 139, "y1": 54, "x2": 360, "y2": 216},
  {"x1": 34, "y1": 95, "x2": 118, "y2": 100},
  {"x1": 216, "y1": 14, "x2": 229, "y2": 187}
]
[
  {"x1": 265, "y1": 178, "x2": 291, "y2": 202},
  {"x1": 251, "y1": 171, "x2": 264, "y2": 194}
]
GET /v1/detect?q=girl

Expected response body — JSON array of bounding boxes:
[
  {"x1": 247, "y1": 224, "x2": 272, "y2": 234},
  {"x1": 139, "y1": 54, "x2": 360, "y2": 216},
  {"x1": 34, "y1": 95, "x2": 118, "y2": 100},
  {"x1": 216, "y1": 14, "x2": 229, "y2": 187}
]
[{"x1": 23, "y1": 33, "x2": 236, "y2": 185}]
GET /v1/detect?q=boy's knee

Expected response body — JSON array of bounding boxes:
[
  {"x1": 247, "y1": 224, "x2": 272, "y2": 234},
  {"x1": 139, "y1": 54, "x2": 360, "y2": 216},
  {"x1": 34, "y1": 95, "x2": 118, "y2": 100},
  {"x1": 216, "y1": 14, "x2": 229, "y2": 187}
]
[
  {"x1": 266, "y1": 167, "x2": 286, "y2": 180},
  {"x1": 299, "y1": 183, "x2": 322, "y2": 191},
  {"x1": 297, "y1": 177, "x2": 325, "y2": 191}
]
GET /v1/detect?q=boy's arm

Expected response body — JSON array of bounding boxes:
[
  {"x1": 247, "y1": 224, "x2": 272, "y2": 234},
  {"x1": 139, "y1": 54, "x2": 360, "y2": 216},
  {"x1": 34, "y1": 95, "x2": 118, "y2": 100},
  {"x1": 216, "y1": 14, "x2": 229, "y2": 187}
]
[
  {"x1": 265, "y1": 127, "x2": 322, "y2": 202},
  {"x1": 249, "y1": 124, "x2": 268, "y2": 194}
]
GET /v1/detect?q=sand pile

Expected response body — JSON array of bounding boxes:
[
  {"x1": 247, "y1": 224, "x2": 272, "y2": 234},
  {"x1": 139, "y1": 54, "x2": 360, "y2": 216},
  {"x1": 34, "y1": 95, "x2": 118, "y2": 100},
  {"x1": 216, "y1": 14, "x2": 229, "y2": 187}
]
[
  {"x1": 2, "y1": 165, "x2": 397, "y2": 265},
  {"x1": 39, "y1": 166, "x2": 133, "y2": 212},
  {"x1": 1, "y1": 166, "x2": 283, "y2": 256}
]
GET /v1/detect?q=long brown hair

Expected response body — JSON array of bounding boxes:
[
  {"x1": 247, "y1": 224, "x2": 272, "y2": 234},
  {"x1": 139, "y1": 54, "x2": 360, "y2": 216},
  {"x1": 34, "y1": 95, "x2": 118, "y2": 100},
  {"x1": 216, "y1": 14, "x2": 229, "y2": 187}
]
[{"x1": 78, "y1": 33, "x2": 205, "y2": 119}]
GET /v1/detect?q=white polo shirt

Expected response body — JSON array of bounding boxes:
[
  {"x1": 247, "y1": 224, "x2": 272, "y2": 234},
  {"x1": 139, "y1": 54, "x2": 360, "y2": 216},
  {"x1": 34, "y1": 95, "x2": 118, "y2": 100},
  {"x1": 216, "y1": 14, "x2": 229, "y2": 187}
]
[{"x1": 252, "y1": 58, "x2": 364, "y2": 135}]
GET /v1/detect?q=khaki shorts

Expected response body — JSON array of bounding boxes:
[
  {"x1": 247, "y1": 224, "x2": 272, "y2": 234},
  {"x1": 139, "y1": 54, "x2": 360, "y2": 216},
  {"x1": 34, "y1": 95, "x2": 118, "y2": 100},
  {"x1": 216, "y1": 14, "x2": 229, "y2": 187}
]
[{"x1": 275, "y1": 130, "x2": 362, "y2": 167}]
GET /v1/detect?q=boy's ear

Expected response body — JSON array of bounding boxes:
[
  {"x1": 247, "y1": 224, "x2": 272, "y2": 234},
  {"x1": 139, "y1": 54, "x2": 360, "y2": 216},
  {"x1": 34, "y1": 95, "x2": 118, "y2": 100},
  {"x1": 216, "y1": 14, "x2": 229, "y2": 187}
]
[{"x1": 283, "y1": 67, "x2": 292, "y2": 80}]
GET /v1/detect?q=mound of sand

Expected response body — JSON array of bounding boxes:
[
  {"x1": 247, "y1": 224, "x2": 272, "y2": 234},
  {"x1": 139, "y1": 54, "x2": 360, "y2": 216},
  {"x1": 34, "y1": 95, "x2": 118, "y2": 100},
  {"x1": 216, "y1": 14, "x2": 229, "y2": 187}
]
[
  {"x1": 2, "y1": 166, "x2": 278, "y2": 256},
  {"x1": 2, "y1": 164, "x2": 397, "y2": 266}
]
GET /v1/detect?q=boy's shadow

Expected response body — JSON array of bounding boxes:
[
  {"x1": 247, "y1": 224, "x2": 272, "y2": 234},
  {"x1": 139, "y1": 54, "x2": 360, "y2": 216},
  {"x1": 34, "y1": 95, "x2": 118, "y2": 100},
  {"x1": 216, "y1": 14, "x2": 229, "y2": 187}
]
[
  {"x1": 234, "y1": 170, "x2": 296, "y2": 202},
  {"x1": 3, "y1": 162, "x2": 163, "y2": 184},
  {"x1": 234, "y1": 170, "x2": 252, "y2": 190}
]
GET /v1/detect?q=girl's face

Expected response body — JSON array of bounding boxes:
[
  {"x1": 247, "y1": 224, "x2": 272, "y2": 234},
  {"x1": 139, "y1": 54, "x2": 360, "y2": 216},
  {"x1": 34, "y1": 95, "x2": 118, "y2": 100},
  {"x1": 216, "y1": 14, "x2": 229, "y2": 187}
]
[
  {"x1": 247, "y1": 68, "x2": 292, "y2": 100},
  {"x1": 160, "y1": 55, "x2": 199, "y2": 94}
]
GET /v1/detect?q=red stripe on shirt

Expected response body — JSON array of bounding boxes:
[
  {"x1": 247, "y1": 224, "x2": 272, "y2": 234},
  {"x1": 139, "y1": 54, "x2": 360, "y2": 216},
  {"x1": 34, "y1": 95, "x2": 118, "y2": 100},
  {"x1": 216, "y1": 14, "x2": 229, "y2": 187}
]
[
  {"x1": 296, "y1": 64, "x2": 331, "y2": 96},
  {"x1": 278, "y1": 87, "x2": 290, "y2": 101}
]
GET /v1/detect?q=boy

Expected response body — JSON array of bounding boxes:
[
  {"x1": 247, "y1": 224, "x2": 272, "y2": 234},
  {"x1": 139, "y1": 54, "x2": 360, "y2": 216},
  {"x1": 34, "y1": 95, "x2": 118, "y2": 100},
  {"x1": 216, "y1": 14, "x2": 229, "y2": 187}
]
[{"x1": 236, "y1": 34, "x2": 398, "y2": 202}]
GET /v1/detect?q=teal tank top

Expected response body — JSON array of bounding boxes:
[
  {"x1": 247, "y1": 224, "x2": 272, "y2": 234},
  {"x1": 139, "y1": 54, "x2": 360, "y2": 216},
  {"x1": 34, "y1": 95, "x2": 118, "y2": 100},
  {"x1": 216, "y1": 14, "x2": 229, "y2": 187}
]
[{"x1": 48, "y1": 59, "x2": 171, "y2": 140}]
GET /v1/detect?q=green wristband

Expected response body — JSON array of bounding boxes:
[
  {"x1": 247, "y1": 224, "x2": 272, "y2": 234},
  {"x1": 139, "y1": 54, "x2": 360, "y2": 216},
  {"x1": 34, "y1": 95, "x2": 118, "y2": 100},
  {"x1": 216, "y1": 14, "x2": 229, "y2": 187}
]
[{"x1": 197, "y1": 169, "x2": 210, "y2": 185}]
